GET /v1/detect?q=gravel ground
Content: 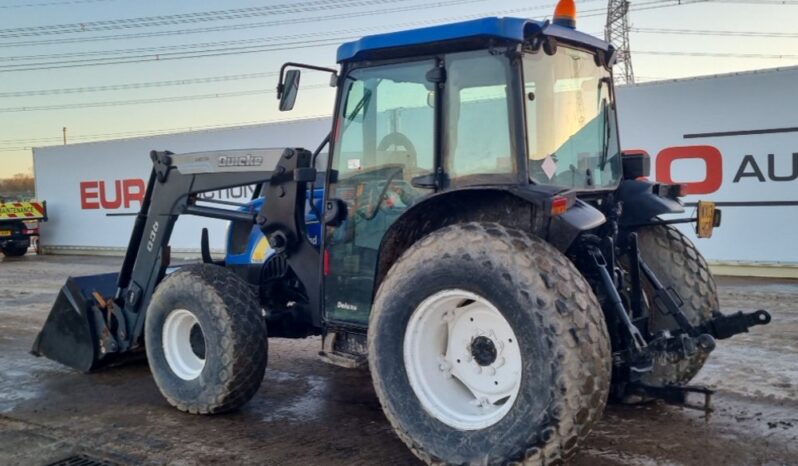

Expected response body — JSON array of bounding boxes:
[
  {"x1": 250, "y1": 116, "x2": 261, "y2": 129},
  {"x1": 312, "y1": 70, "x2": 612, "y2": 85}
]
[{"x1": 0, "y1": 254, "x2": 796, "y2": 465}]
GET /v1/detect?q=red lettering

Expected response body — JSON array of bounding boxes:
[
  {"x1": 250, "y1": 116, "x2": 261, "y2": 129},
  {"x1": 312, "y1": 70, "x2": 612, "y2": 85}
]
[
  {"x1": 656, "y1": 145, "x2": 723, "y2": 195},
  {"x1": 122, "y1": 179, "x2": 146, "y2": 208},
  {"x1": 80, "y1": 181, "x2": 100, "y2": 209},
  {"x1": 80, "y1": 178, "x2": 146, "y2": 210},
  {"x1": 99, "y1": 180, "x2": 122, "y2": 209}
]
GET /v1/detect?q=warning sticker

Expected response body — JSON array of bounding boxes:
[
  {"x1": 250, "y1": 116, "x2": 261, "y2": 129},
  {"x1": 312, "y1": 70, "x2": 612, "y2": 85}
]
[
  {"x1": 541, "y1": 155, "x2": 557, "y2": 179},
  {"x1": 0, "y1": 201, "x2": 46, "y2": 220}
]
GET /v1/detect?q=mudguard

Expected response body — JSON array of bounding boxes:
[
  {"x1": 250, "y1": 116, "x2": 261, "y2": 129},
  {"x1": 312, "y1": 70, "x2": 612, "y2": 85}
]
[
  {"x1": 547, "y1": 199, "x2": 606, "y2": 252},
  {"x1": 617, "y1": 179, "x2": 684, "y2": 226}
]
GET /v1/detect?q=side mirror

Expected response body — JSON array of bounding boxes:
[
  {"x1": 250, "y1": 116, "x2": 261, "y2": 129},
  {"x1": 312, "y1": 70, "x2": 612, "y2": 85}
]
[{"x1": 279, "y1": 69, "x2": 301, "y2": 111}]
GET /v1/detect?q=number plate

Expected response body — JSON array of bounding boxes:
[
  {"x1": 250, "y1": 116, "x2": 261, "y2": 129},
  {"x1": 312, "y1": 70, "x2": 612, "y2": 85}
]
[
  {"x1": 696, "y1": 201, "x2": 718, "y2": 238},
  {"x1": 0, "y1": 230, "x2": 11, "y2": 237}
]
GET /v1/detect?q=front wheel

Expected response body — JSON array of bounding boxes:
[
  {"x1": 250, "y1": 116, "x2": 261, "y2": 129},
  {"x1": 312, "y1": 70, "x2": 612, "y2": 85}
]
[
  {"x1": 369, "y1": 222, "x2": 611, "y2": 465},
  {"x1": 145, "y1": 264, "x2": 267, "y2": 414}
]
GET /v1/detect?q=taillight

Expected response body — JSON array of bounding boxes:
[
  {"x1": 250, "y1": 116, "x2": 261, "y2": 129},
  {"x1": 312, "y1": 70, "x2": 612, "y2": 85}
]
[
  {"x1": 551, "y1": 196, "x2": 568, "y2": 216},
  {"x1": 323, "y1": 249, "x2": 331, "y2": 276}
]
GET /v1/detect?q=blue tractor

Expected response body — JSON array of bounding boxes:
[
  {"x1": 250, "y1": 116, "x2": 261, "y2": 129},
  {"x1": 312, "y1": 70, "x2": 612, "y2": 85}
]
[
  {"x1": 33, "y1": 2, "x2": 771, "y2": 463},
  {"x1": 224, "y1": 188, "x2": 324, "y2": 266}
]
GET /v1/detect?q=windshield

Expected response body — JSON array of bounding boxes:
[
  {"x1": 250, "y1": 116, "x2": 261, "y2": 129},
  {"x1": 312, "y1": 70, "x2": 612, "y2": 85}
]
[{"x1": 524, "y1": 47, "x2": 621, "y2": 189}]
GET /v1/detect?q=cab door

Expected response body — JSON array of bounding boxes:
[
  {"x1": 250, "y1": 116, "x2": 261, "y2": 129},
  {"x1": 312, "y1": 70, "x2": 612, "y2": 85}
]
[{"x1": 324, "y1": 59, "x2": 437, "y2": 325}]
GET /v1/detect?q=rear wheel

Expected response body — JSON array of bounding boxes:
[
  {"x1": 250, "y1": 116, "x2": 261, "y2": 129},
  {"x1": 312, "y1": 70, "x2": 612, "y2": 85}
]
[
  {"x1": 145, "y1": 264, "x2": 267, "y2": 414},
  {"x1": 369, "y1": 222, "x2": 611, "y2": 465},
  {"x1": 1, "y1": 240, "x2": 29, "y2": 257},
  {"x1": 637, "y1": 224, "x2": 719, "y2": 386}
]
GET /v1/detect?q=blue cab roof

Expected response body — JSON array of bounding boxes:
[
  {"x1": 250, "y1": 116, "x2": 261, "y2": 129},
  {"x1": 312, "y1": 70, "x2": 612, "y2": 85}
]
[{"x1": 337, "y1": 17, "x2": 611, "y2": 63}]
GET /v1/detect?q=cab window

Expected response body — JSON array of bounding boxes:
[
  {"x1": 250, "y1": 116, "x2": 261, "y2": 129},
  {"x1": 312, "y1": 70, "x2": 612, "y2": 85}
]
[{"x1": 444, "y1": 50, "x2": 515, "y2": 180}]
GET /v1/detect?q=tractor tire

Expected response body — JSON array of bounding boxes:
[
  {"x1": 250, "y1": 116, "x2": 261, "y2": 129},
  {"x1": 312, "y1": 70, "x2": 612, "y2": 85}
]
[
  {"x1": 368, "y1": 222, "x2": 611, "y2": 465},
  {"x1": 637, "y1": 224, "x2": 719, "y2": 386},
  {"x1": 145, "y1": 263, "x2": 267, "y2": 414},
  {"x1": 1, "y1": 241, "x2": 29, "y2": 257}
]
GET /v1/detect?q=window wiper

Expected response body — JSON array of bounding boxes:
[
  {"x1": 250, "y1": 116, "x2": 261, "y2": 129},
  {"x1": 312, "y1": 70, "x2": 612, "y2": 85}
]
[
  {"x1": 346, "y1": 88, "x2": 372, "y2": 122},
  {"x1": 598, "y1": 101, "x2": 611, "y2": 172},
  {"x1": 597, "y1": 77, "x2": 613, "y2": 172}
]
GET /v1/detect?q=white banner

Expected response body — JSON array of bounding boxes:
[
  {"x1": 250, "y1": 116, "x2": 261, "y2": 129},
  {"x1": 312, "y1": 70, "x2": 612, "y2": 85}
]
[
  {"x1": 34, "y1": 118, "x2": 330, "y2": 253},
  {"x1": 617, "y1": 67, "x2": 798, "y2": 265},
  {"x1": 34, "y1": 67, "x2": 797, "y2": 268}
]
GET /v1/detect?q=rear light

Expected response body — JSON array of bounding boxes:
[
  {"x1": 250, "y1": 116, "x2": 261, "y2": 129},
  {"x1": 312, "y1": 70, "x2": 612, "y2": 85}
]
[
  {"x1": 23, "y1": 228, "x2": 39, "y2": 235},
  {"x1": 323, "y1": 249, "x2": 331, "y2": 276},
  {"x1": 654, "y1": 183, "x2": 687, "y2": 199},
  {"x1": 23, "y1": 220, "x2": 38, "y2": 229},
  {"x1": 551, "y1": 196, "x2": 568, "y2": 216}
]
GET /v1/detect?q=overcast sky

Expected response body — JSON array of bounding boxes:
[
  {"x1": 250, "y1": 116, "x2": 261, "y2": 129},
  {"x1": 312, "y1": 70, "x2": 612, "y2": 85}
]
[{"x1": 1, "y1": 0, "x2": 796, "y2": 177}]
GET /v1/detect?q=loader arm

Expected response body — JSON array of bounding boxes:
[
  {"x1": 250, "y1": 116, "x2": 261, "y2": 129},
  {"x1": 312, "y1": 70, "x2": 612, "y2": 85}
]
[{"x1": 32, "y1": 147, "x2": 318, "y2": 371}]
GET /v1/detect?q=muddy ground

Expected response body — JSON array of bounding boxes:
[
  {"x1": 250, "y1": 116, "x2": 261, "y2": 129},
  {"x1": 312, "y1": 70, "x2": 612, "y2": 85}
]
[{"x1": 0, "y1": 254, "x2": 795, "y2": 466}]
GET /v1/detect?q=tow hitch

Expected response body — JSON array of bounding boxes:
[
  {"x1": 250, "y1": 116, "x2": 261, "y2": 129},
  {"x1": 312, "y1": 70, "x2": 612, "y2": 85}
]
[
  {"x1": 631, "y1": 383, "x2": 716, "y2": 413},
  {"x1": 700, "y1": 309, "x2": 772, "y2": 340}
]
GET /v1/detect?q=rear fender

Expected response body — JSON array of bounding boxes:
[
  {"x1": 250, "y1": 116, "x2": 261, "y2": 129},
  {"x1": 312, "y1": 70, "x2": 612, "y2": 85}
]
[
  {"x1": 617, "y1": 179, "x2": 684, "y2": 226},
  {"x1": 375, "y1": 187, "x2": 568, "y2": 289},
  {"x1": 547, "y1": 199, "x2": 606, "y2": 251}
]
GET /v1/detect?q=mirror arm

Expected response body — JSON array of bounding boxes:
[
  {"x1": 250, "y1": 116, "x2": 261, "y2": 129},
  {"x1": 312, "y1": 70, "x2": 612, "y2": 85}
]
[{"x1": 278, "y1": 62, "x2": 338, "y2": 97}]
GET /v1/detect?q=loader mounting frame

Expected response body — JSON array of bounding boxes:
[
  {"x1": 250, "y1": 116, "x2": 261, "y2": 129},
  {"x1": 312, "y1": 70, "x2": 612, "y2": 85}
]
[{"x1": 32, "y1": 148, "x2": 319, "y2": 371}]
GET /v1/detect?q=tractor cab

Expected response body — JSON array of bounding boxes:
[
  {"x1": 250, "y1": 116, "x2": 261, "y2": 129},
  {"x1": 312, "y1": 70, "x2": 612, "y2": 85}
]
[{"x1": 280, "y1": 16, "x2": 622, "y2": 325}]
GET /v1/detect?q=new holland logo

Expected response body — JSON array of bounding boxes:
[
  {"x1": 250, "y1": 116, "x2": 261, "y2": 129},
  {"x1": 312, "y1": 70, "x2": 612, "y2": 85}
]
[{"x1": 217, "y1": 153, "x2": 264, "y2": 168}]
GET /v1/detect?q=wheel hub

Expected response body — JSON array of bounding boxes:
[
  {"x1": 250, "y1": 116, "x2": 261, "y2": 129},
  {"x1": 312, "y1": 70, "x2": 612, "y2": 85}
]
[
  {"x1": 403, "y1": 289, "x2": 522, "y2": 430},
  {"x1": 189, "y1": 323, "x2": 206, "y2": 359},
  {"x1": 162, "y1": 309, "x2": 206, "y2": 381},
  {"x1": 470, "y1": 336, "x2": 497, "y2": 366}
]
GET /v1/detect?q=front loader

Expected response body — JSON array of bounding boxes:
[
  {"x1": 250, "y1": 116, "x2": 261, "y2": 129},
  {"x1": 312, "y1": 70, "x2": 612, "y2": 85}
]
[{"x1": 32, "y1": 1, "x2": 772, "y2": 463}]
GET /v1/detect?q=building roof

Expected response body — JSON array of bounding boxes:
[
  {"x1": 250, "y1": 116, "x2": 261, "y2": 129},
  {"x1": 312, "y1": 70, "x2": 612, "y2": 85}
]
[{"x1": 336, "y1": 16, "x2": 611, "y2": 62}]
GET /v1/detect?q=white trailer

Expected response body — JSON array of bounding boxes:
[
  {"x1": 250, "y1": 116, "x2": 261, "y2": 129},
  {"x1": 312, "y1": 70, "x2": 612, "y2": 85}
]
[
  {"x1": 33, "y1": 118, "x2": 329, "y2": 255},
  {"x1": 617, "y1": 65, "x2": 798, "y2": 277},
  {"x1": 33, "y1": 66, "x2": 798, "y2": 276}
]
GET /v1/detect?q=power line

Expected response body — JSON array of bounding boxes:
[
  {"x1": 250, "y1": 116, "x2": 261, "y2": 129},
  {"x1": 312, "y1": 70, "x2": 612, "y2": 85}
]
[
  {"x1": 0, "y1": 0, "x2": 485, "y2": 47},
  {"x1": 636, "y1": 50, "x2": 798, "y2": 59},
  {"x1": 0, "y1": 0, "x2": 125, "y2": 8},
  {"x1": 0, "y1": 114, "x2": 331, "y2": 149},
  {"x1": 0, "y1": 71, "x2": 282, "y2": 98},
  {"x1": 632, "y1": 27, "x2": 798, "y2": 38},
  {"x1": 0, "y1": 35, "x2": 353, "y2": 67},
  {"x1": 709, "y1": 0, "x2": 798, "y2": 4},
  {"x1": 0, "y1": 36, "x2": 352, "y2": 72},
  {"x1": 0, "y1": 84, "x2": 331, "y2": 113},
  {"x1": 0, "y1": 0, "x2": 581, "y2": 72},
  {"x1": 4, "y1": 0, "x2": 554, "y2": 64},
  {"x1": 0, "y1": 2, "x2": 718, "y2": 74},
  {"x1": 0, "y1": 0, "x2": 417, "y2": 38},
  {"x1": 581, "y1": 0, "x2": 709, "y2": 17}
]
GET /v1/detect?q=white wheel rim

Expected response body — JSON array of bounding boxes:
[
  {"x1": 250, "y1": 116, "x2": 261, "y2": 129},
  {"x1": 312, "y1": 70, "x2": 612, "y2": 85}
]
[
  {"x1": 162, "y1": 309, "x2": 206, "y2": 381},
  {"x1": 403, "y1": 289, "x2": 522, "y2": 430}
]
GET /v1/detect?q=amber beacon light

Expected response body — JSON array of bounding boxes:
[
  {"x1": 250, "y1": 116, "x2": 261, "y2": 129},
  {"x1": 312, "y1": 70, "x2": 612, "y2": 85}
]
[{"x1": 553, "y1": 0, "x2": 577, "y2": 29}]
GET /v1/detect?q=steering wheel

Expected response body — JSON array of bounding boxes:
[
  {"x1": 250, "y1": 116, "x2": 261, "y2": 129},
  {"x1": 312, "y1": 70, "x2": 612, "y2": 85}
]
[
  {"x1": 377, "y1": 131, "x2": 417, "y2": 162},
  {"x1": 351, "y1": 132, "x2": 417, "y2": 220},
  {"x1": 357, "y1": 168, "x2": 406, "y2": 220}
]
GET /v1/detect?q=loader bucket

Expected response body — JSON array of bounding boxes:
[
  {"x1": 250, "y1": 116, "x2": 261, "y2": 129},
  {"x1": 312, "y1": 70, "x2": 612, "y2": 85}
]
[{"x1": 31, "y1": 272, "x2": 119, "y2": 372}]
